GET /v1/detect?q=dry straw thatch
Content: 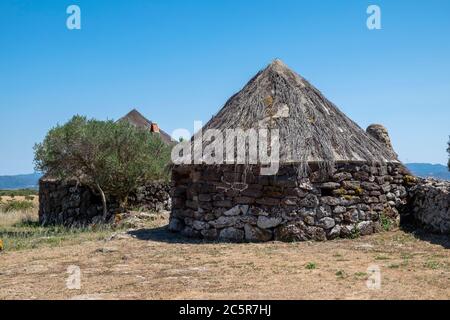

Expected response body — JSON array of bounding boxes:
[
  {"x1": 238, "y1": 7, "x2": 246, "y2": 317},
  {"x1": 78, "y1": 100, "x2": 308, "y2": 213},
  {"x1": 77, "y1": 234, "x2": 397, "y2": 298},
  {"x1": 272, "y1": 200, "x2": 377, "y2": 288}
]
[{"x1": 196, "y1": 59, "x2": 398, "y2": 174}]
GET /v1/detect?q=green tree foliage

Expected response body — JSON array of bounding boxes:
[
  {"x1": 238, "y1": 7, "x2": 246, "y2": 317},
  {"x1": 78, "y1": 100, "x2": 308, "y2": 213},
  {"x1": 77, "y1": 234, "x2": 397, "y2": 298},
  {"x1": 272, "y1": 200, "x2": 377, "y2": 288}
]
[{"x1": 34, "y1": 115, "x2": 171, "y2": 217}]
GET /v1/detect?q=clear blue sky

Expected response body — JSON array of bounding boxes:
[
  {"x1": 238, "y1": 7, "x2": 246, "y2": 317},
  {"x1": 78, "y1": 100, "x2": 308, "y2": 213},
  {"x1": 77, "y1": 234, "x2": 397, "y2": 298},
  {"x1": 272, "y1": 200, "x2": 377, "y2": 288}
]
[{"x1": 1, "y1": 0, "x2": 449, "y2": 175}]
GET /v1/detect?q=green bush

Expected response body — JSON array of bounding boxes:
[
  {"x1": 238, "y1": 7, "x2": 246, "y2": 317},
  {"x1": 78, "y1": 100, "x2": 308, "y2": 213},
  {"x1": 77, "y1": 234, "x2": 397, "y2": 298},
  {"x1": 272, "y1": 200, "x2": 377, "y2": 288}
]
[{"x1": 380, "y1": 213, "x2": 392, "y2": 231}]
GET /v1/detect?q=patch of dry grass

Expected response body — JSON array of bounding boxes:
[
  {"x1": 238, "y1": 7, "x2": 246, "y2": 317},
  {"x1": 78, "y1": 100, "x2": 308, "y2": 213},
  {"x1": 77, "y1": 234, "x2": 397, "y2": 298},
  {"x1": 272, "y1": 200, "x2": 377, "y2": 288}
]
[
  {"x1": 0, "y1": 208, "x2": 38, "y2": 228},
  {"x1": 0, "y1": 197, "x2": 122, "y2": 252},
  {"x1": 0, "y1": 213, "x2": 449, "y2": 300}
]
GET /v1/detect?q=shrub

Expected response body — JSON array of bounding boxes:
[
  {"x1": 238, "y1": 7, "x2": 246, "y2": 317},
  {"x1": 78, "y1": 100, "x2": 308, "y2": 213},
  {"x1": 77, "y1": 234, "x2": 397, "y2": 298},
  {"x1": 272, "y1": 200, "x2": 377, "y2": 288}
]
[
  {"x1": 380, "y1": 213, "x2": 392, "y2": 231},
  {"x1": 305, "y1": 262, "x2": 317, "y2": 270}
]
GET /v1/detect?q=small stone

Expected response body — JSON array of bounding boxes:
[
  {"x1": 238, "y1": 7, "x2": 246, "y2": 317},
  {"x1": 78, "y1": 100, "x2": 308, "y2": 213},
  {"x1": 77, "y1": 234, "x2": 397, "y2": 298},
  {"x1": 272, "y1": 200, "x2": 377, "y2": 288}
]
[
  {"x1": 209, "y1": 216, "x2": 239, "y2": 229},
  {"x1": 240, "y1": 205, "x2": 250, "y2": 215},
  {"x1": 285, "y1": 188, "x2": 308, "y2": 198},
  {"x1": 281, "y1": 197, "x2": 298, "y2": 206},
  {"x1": 328, "y1": 225, "x2": 341, "y2": 239},
  {"x1": 235, "y1": 196, "x2": 255, "y2": 205},
  {"x1": 224, "y1": 205, "x2": 242, "y2": 216},
  {"x1": 321, "y1": 182, "x2": 340, "y2": 189},
  {"x1": 304, "y1": 215, "x2": 315, "y2": 226},
  {"x1": 274, "y1": 221, "x2": 309, "y2": 242},
  {"x1": 332, "y1": 172, "x2": 352, "y2": 182},
  {"x1": 192, "y1": 220, "x2": 209, "y2": 230},
  {"x1": 340, "y1": 225, "x2": 355, "y2": 238},
  {"x1": 342, "y1": 181, "x2": 361, "y2": 190},
  {"x1": 181, "y1": 226, "x2": 199, "y2": 238},
  {"x1": 201, "y1": 228, "x2": 218, "y2": 240},
  {"x1": 257, "y1": 216, "x2": 283, "y2": 229},
  {"x1": 333, "y1": 206, "x2": 346, "y2": 214},
  {"x1": 318, "y1": 217, "x2": 335, "y2": 229},
  {"x1": 343, "y1": 209, "x2": 360, "y2": 223},
  {"x1": 219, "y1": 227, "x2": 244, "y2": 242},
  {"x1": 298, "y1": 180, "x2": 314, "y2": 191},
  {"x1": 361, "y1": 182, "x2": 380, "y2": 191},
  {"x1": 316, "y1": 205, "x2": 331, "y2": 218},
  {"x1": 357, "y1": 221, "x2": 374, "y2": 236},
  {"x1": 299, "y1": 194, "x2": 319, "y2": 208},
  {"x1": 244, "y1": 224, "x2": 273, "y2": 242},
  {"x1": 386, "y1": 192, "x2": 396, "y2": 200},
  {"x1": 306, "y1": 226, "x2": 327, "y2": 241},
  {"x1": 321, "y1": 196, "x2": 341, "y2": 206}
]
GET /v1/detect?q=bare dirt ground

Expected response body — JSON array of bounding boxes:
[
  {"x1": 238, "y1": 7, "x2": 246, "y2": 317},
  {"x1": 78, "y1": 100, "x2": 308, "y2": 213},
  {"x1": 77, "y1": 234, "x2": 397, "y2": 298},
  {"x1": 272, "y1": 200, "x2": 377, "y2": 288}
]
[{"x1": 0, "y1": 213, "x2": 449, "y2": 300}]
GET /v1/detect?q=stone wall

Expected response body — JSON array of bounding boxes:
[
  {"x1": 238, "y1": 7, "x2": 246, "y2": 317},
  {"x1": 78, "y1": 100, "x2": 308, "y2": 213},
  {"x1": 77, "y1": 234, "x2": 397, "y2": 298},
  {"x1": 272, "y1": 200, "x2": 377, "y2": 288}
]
[
  {"x1": 406, "y1": 179, "x2": 450, "y2": 234},
  {"x1": 169, "y1": 162, "x2": 412, "y2": 242},
  {"x1": 39, "y1": 179, "x2": 171, "y2": 227}
]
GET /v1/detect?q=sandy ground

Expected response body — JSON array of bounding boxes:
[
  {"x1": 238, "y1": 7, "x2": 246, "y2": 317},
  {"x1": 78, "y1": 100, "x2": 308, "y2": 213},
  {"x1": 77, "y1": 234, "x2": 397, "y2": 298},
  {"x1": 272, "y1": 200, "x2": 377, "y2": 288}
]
[{"x1": 0, "y1": 216, "x2": 449, "y2": 300}]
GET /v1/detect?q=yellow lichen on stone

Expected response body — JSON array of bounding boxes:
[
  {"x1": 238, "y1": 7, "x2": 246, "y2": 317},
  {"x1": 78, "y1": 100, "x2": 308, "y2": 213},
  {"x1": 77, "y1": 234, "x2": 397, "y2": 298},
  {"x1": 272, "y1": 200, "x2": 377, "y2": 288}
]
[
  {"x1": 355, "y1": 187, "x2": 364, "y2": 196},
  {"x1": 333, "y1": 188, "x2": 347, "y2": 196},
  {"x1": 404, "y1": 175, "x2": 417, "y2": 185}
]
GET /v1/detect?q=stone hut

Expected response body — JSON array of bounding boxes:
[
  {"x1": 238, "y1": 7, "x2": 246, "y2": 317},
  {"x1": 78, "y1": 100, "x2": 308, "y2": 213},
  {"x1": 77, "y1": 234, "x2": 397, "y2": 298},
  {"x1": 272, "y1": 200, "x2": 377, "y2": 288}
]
[{"x1": 169, "y1": 60, "x2": 411, "y2": 242}]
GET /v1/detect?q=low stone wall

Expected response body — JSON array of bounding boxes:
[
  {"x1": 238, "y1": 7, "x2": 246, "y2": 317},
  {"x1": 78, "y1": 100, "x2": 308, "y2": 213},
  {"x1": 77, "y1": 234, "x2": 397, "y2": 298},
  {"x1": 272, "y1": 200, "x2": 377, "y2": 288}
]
[
  {"x1": 169, "y1": 162, "x2": 412, "y2": 242},
  {"x1": 39, "y1": 179, "x2": 171, "y2": 226},
  {"x1": 407, "y1": 179, "x2": 450, "y2": 234}
]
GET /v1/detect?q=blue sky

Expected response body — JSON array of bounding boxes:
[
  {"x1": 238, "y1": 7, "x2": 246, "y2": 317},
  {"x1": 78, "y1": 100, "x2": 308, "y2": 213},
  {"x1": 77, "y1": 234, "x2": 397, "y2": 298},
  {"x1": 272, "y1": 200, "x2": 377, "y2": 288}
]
[{"x1": 0, "y1": 0, "x2": 449, "y2": 175}]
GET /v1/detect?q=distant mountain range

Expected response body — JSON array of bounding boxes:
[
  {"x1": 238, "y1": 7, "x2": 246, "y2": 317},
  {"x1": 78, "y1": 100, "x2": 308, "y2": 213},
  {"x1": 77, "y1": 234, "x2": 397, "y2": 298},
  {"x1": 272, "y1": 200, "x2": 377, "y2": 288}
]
[
  {"x1": 0, "y1": 173, "x2": 42, "y2": 190},
  {"x1": 0, "y1": 163, "x2": 448, "y2": 190},
  {"x1": 405, "y1": 163, "x2": 450, "y2": 181}
]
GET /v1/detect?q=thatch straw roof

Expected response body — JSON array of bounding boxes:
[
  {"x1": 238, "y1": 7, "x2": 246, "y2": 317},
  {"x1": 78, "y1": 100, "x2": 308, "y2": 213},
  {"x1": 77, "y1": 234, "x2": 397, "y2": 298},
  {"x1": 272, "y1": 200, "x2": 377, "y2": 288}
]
[
  {"x1": 119, "y1": 109, "x2": 174, "y2": 145},
  {"x1": 199, "y1": 59, "x2": 399, "y2": 168}
]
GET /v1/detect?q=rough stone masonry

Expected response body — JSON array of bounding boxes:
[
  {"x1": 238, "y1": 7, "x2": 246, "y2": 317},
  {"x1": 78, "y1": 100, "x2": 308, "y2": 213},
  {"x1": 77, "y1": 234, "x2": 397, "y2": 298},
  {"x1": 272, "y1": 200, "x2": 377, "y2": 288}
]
[
  {"x1": 39, "y1": 178, "x2": 171, "y2": 226},
  {"x1": 169, "y1": 162, "x2": 413, "y2": 242},
  {"x1": 406, "y1": 178, "x2": 450, "y2": 234}
]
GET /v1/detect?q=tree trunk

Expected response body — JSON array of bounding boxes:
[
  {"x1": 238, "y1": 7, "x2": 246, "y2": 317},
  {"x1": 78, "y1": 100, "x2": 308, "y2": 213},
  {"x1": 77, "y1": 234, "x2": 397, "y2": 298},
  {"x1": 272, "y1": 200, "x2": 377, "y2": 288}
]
[{"x1": 96, "y1": 183, "x2": 108, "y2": 220}]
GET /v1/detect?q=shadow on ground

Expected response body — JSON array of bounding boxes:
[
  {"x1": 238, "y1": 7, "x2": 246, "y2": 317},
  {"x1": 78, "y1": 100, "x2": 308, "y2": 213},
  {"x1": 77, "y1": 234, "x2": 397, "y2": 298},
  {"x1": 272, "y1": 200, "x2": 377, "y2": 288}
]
[
  {"x1": 128, "y1": 223, "x2": 450, "y2": 248},
  {"x1": 400, "y1": 223, "x2": 450, "y2": 249},
  {"x1": 127, "y1": 226, "x2": 212, "y2": 244}
]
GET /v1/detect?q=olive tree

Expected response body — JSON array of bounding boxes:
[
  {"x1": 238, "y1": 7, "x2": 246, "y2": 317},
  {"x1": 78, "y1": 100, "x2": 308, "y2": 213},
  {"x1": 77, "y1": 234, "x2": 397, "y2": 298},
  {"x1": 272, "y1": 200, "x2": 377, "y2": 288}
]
[{"x1": 34, "y1": 115, "x2": 171, "y2": 217}]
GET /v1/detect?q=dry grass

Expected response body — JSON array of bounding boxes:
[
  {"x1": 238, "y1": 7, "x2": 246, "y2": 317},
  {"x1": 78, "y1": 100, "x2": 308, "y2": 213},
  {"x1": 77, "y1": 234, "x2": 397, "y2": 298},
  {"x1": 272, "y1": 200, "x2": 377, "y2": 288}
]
[
  {"x1": 0, "y1": 213, "x2": 449, "y2": 300},
  {"x1": 0, "y1": 209, "x2": 37, "y2": 227},
  {"x1": 0, "y1": 196, "x2": 39, "y2": 227},
  {"x1": 0, "y1": 197, "x2": 121, "y2": 252}
]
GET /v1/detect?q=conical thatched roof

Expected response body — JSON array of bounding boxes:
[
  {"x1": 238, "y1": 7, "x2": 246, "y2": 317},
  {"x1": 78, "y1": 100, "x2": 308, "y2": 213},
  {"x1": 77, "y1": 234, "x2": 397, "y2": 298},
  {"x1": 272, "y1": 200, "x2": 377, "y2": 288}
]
[
  {"x1": 200, "y1": 59, "x2": 399, "y2": 168},
  {"x1": 119, "y1": 109, "x2": 174, "y2": 145}
]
